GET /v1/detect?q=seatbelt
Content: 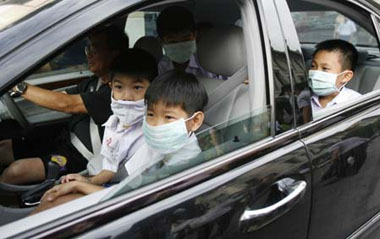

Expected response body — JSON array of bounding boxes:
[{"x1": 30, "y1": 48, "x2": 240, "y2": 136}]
[
  {"x1": 70, "y1": 79, "x2": 103, "y2": 161},
  {"x1": 205, "y1": 66, "x2": 248, "y2": 111}
]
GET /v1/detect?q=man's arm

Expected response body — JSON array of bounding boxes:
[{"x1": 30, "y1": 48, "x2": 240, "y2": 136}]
[{"x1": 19, "y1": 84, "x2": 87, "y2": 114}]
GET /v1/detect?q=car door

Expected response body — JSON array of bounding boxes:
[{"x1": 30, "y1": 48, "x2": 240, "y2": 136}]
[
  {"x1": 286, "y1": 0, "x2": 380, "y2": 238},
  {"x1": 57, "y1": 0, "x2": 312, "y2": 238}
]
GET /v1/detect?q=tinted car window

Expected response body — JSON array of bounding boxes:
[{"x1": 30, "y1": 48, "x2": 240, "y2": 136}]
[
  {"x1": 105, "y1": 1, "x2": 271, "y2": 199},
  {"x1": 287, "y1": 0, "x2": 380, "y2": 119},
  {"x1": 292, "y1": 11, "x2": 377, "y2": 48}
]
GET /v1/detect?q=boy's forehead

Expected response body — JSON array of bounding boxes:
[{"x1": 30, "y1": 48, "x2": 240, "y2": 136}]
[
  {"x1": 113, "y1": 74, "x2": 148, "y2": 83},
  {"x1": 148, "y1": 100, "x2": 187, "y2": 113},
  {"x1": 314, "y1": 50, "x2": 342, "y2": 65}
]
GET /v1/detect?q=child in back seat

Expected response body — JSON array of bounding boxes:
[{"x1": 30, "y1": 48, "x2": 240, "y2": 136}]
[
  {"x1": 60, "y1": 48, "x2": 157, "y2": 186},
  {"x1": 308, "y1": 39, "x2": 361, "y2": 116},
  {"x1": 32, "y1": 71, "x2": 208, "y2": 214}
]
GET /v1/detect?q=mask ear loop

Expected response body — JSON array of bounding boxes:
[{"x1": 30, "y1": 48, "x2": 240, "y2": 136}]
[
  {"x1": 337, "y1": 71, "x2": 349, "y2": 91},
  {"x1": 184, "y1": 112, "x2": 199, "y2": 137}
]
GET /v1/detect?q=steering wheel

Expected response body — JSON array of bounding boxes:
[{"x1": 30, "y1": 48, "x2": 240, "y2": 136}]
[{"x1": 0, "y1": 93, "x2": 29, "y2": 128}]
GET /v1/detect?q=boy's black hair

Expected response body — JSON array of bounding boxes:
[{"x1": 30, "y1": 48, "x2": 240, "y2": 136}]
[
  {"x1": 156, "y1": 6, "x2": 195, "y2": 39},
  {"x1": 313, "y1": 39, "x2": 358, "y2": 71},
  {"x1": 90, "y1": 25, "x2": 129, "y2": 51},
  {"x1": 110, "y1": 48, "x2": 158, "y2": 82},
  {"x1": 145, "y1": 70, "x2": 208, "y2": 115}
]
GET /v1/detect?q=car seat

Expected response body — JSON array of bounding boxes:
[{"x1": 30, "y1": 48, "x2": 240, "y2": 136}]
[
  {"x1": 133, "y1": 36, "x2": 163, "y2": 63},
  {"x1": 196, "y1": 25, "x2": 258, "y2": 147}
]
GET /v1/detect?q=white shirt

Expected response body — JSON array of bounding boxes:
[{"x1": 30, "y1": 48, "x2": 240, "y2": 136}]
[
  {"x1": 123, "y1": 134, "x2": 201, "y2": 188},
  {"x1": 87, "y1": 115, "x2": 144, "y2": 175},
  {"x1": 337, "y1": 20, "x2": 357, "y2": 36},
  {"x1": 311, "y1": 87, "x2": 361, "y2": 116},
  {"x1": 158, "y1": 55, "x2": 227, "y2": 80}
]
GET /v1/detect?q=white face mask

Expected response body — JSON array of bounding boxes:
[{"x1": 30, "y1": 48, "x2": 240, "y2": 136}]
[
  {"x1": 142, "y1": 114, "x2": 195, "y2": 154},
  {"x1": 308, "y1": 70, "x2": 347, "y2": 96},
  {"x1": 163, "y1": 40, "x2": 197, "y2": 64},
  {"x1": 111, "y1": 95, "x2": 145, "y2": 128}
]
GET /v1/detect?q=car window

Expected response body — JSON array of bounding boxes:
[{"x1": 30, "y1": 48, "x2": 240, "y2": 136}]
[
  {"x1": 103, "y1": 0, "x2": 271, "y2": 199},
  {"x1": 125, "y1": 11, "x2": 159, "y2": 47},
  {"x1": 287, "y1": 0, "x2": 380, "y2": 119},
  {"x1": 27, "y1": 38, "x2": 90, "y2": 84},
  {"x1": 292, "y1": 11, "x2": 377, "y2": 48}
]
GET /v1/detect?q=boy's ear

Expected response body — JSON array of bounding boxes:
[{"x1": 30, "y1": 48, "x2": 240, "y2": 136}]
[
  {"x1": 188, "y1": 111, "x2": 204, "y2": 132},
  {"x1": 341, "y1": 70, "x2": 354, "y2": 83}
]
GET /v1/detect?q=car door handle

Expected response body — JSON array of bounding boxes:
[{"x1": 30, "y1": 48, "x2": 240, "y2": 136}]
[{"x1": 240, "y1": 178, "x2": 307, "y2": 232}]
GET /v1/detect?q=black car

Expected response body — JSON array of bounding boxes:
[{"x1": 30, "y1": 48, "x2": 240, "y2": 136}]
[{"x1": 1, "y1": 0, "x2": 380, "y2": 238}]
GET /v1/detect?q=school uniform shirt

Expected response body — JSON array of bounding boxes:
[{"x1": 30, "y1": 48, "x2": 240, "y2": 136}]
[
  {"x1": 87, "y1": 115, "x2": 144, "y2": 176},
  {"x1": 311, "y1": 87, "x2": 361, "y2": 115},
  {"x1": 122, "y1": 134, "x2": 202, "y2": 188},
  {"x1": 158, "y1": 55, "x2": 227, "y2": 80}
]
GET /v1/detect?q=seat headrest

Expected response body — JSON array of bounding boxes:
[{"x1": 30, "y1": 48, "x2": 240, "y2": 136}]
[
  {"x1": 357, "y1": 50, "x2": 368, "y2": 66},
  {"x1": 133, "y1": 36, "x2": 163, "y2": 62},
  {"x1": 197, "y1": 25, "x2": 246, "y2": 77}
]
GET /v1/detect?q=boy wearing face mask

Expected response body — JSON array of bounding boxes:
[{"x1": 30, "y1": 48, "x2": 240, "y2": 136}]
[
  {"x1": 308, "y1": 39, "x2": 361, "y2": 115},
  {"x1": 124, "y1": 70, "x2": 208, "y2": 182},
  {"x1": 156, "y1": 6, "x2": 222, "y2": 79},
  {"x1": 32, "y1": 71, "x2": 207, "y2": 214},
  {"x1": 60, "y1": 49, "x2": 158, "y2": 186}
]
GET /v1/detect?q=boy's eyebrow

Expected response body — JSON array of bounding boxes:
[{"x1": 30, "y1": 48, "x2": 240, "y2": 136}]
[
  {"x1": 112, "y1": 79, "x2": 122, "y2": 84},
  {"x1": 132, "y1": 78, "x2": 147, "y2": 83}
]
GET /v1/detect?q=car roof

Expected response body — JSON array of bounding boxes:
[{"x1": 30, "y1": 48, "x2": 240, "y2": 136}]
[{"x1": 0, "y1": 0, "x2": 100, "y2": 60}]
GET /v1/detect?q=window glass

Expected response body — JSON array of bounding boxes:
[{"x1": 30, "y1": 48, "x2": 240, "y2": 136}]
[
  {"x1": 287, "y1": 0, "x2": 380, "y2": 119},
  {"x1": 103, "y1": 0, "x2": 271, "y2": 199},
  {"x1": 125, "y1": 11, "x2": 159, "y2": 47},
  {"x1": 28, "y1": 38, "x2": 89, "y2": 82},
  {"x1": 0, "y1": 0, "x2": 55, "y2": 31},
  {"x1": 292, "y1": 11, "x2": 377, "y2": 48}
]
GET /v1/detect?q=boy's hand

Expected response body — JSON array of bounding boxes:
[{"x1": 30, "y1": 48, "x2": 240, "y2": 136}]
[
  {"x1": 61, "y1": 174, "x2": 90, "y2": 184},
  {"x1": 42, "y1": 182, "x2": 78, "y2": 202}
]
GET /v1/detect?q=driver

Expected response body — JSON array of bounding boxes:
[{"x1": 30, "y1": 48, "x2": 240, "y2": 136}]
[{"x1": 0, "y1": 25, "x2": 129, "y2": 184}]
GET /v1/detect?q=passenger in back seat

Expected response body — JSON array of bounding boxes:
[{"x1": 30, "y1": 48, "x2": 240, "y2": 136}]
[
  {"x1": 308, "y1": 39, "x2": 361, "y2": 115},
  {"x1": 156, "y1": 6, "x2": 224, "y2": 80}
]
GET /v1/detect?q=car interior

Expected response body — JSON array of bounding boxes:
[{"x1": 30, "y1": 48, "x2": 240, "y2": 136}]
[{"x1": 0, "y1": 0, "x2": 380, "y2": 230}]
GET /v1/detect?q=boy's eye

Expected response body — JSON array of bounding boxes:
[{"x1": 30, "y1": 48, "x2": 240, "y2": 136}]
[
  {"x1": 165, "y1": 115, "x2": 176, "y2": 120},
  {"x1": 134, "y1": 85, "x2": 144, "y2": 90},
  {"x1": 113, "y1": 84, "x2": 122, "y2": 90},
  {"x1": 147, "y1": 112, "x2": 154, "y2": 117}
]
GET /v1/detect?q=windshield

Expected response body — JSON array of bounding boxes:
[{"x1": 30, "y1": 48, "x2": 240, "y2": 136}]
[{"x1": 0, "y1": 0, "x2": 54, "y2": 31}]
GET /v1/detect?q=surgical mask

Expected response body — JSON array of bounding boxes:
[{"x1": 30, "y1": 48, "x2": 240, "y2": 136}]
[
  {"x1": 142, "y1": 114, "x2": 195, "y2": 154},
  {"x1": 163, "y1": 40, "x2": 196, "y2": 64},
  {"x1": 111, "y1": 95, "x2": 145, "y2": 127},
  {"x1": 308, "y1": 70, "x2": 347, "y2": 96}
]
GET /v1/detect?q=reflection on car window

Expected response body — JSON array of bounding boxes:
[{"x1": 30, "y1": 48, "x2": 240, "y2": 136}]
[
  {"x1": 125, "y1": 11, "x2": 159, "y2": 47},
  {"x1": 105, "y1": 108, "x2": 271, "y2": 200},
  {"x1": 0, "y1": 0, "x2": 55, "y2": 31},
  {"x1": 30, "y1": 39, "x2": 89, "y2": 80},
  {"x1": 291, "y1": 11, "x2": 377, "y2": 48},
  {"x1": 103, "y1": 1, "x2": 271, "y2": 200},
  {"x1": 288, "y1": 1, "x2": 380, "y2": 119}
]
